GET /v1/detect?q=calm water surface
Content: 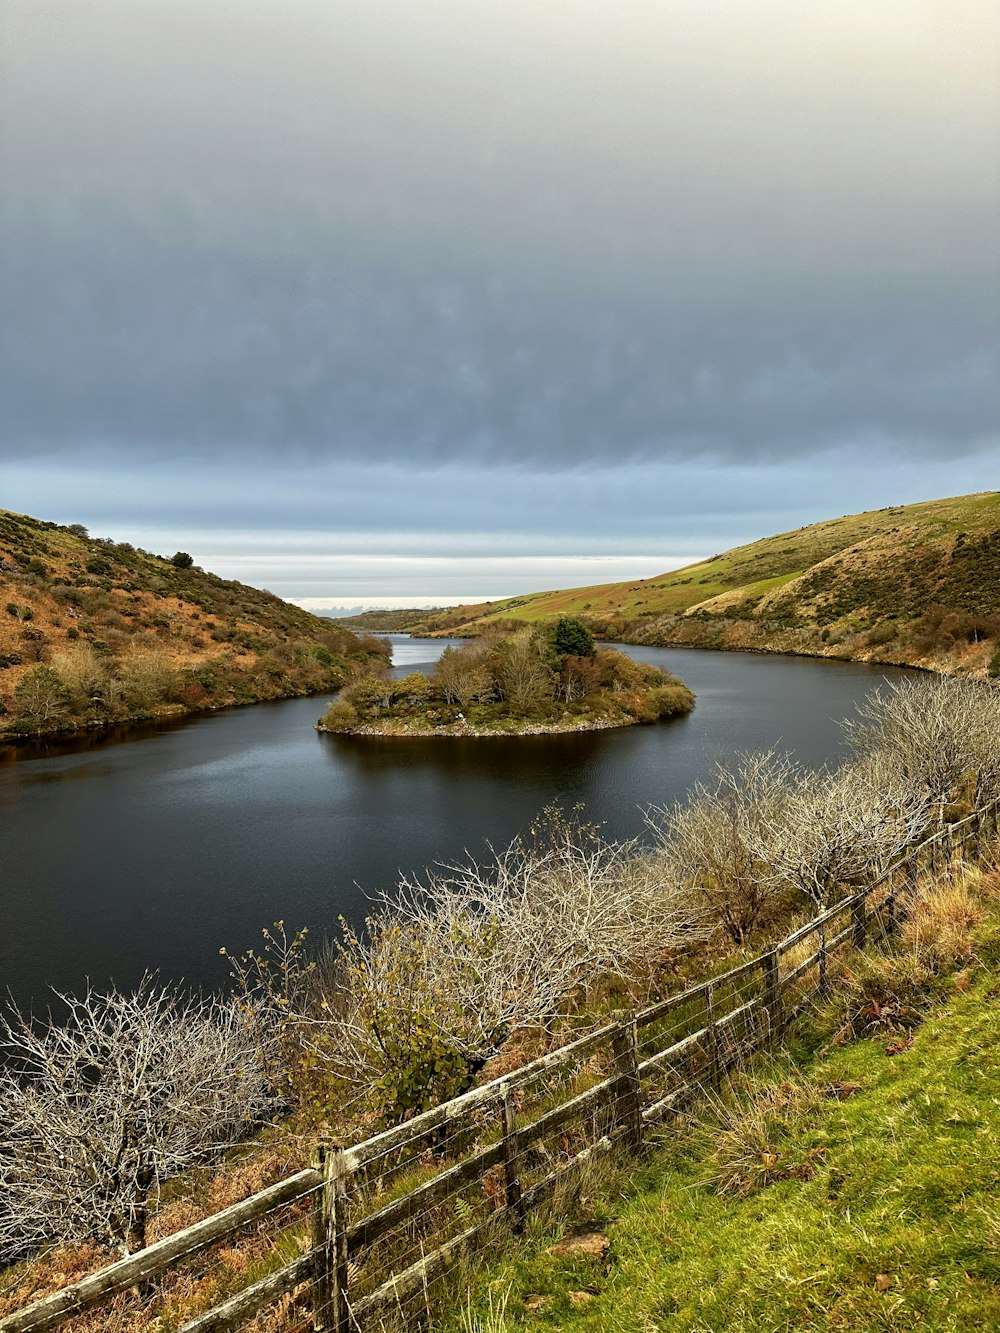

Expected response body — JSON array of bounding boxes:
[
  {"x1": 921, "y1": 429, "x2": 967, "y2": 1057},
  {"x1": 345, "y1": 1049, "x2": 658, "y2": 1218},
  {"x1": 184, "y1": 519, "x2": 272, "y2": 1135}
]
[{"x1": 0, "y1": 638, "x2": 913, "y2": 1009}]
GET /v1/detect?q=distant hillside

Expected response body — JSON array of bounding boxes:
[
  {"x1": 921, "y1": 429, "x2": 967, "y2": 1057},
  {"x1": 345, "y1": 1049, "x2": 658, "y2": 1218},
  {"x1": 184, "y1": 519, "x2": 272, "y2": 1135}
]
[
  {"x1": 0, "y1": 510, "x2": 389, "y2": 738},
  {"x1": 350, "y1": 492, "x2": 1000, "y2": 677},
  {"x1": 336, "y1": 607, "x2": 453, "y2": 634}
]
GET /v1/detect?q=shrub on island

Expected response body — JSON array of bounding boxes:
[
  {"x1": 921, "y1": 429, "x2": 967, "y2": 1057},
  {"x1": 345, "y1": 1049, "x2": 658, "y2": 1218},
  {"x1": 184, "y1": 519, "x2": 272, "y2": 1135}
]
[{"x1": 318, "y1": 620, "x2": 694, "y2": 736}]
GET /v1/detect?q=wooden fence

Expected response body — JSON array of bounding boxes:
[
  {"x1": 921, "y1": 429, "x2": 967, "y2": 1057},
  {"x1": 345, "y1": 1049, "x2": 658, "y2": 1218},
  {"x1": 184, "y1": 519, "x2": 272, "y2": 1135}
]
[{"x1": 3, "y1": 799, "x2": 998, "y2": 1333}]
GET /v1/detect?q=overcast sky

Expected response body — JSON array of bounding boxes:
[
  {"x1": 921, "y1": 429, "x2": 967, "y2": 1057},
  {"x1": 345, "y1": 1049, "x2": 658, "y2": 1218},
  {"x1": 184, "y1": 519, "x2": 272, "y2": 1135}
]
[{"x1": 2, "y1": 1, "x2": 998, "y2": 606}]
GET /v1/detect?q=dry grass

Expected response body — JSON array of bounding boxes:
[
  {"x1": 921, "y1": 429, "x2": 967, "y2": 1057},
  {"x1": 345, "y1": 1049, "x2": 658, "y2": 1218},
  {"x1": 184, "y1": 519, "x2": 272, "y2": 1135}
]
[
  {"x1": 899, "y1": 875, "x2": 982, "y2": 971},
  {"x1": 705, "y1": 1080, "x2": 829, "y2": 1198}
]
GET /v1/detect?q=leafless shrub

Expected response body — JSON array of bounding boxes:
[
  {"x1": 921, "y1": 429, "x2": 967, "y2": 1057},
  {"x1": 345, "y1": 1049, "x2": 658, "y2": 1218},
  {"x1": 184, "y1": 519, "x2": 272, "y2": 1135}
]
[
  {"x1": 393, "y1": 811, "x2": 695, "y2": 1048},
  {"x1": 293, "y1": 811, "x2": 696, "y2": 1122},
  {"x1": 0, "y1": 978, "x2": 275, "y2": 1259},
  {"x1": 843, "y1": 674, "x2": 1000, "y2": 809},
  {"x1": 646, "y1": 751, "x2": 795, "y2": 945},
  {"x1": 754, "y1": 754, "x2": 931, "y2": 910}
]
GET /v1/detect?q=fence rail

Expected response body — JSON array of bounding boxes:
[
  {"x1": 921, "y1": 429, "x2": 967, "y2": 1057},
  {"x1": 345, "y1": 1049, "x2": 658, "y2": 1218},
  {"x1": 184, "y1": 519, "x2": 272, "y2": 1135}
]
[{"x1": 3, "y1": 799, "x2": 997, "y2": 1333}]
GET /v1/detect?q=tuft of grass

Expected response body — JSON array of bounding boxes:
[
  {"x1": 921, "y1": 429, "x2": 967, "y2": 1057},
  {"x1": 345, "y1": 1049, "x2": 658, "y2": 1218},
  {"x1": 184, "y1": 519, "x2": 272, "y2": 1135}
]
[
  {"x1": 459, "y1": 1283, "x2": 514, "y2": 1333},
  {"x1": 704, "y1": 1078, "x2": 829, "y2": 1199}
]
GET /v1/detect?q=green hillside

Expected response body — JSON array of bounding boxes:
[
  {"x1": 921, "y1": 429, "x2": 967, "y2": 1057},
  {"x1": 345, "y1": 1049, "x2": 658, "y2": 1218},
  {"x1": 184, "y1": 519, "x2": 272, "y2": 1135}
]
[
  {"x1": 347, "y1": 492, "x2": 1000, "y2": 675},
  {"x1": 0, "y1": 509, "x2": 389, "y2": 738}
]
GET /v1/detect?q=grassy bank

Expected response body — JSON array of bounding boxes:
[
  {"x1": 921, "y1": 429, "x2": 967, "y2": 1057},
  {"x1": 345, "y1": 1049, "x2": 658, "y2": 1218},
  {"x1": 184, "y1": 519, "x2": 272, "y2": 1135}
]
[{"x1": 437, "y1": 867, "x2": 1000, "y2": 1333}]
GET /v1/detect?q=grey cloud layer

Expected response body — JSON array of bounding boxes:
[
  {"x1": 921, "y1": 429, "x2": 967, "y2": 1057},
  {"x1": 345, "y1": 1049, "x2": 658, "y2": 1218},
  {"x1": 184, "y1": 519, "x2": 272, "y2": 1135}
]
[
  {"x1": 2, "y1": 0, "x2": 998, "y2": 469},
  {"x1": 5, "y1": 450, "x2": 992, "y2": 601}
]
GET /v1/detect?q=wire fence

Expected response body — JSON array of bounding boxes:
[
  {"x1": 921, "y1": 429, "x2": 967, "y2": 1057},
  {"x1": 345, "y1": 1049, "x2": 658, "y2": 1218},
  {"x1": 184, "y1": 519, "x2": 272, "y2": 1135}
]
[{"x1": 3, "y1": 798, "x2": 997, "y2": 1333}]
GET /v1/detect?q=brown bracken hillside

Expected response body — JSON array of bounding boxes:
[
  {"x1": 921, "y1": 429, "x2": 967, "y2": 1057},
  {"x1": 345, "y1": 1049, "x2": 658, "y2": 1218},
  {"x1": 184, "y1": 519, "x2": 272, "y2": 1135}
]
[{"x1": 0, "y1": 509, "x2": 389, "y2": 738}]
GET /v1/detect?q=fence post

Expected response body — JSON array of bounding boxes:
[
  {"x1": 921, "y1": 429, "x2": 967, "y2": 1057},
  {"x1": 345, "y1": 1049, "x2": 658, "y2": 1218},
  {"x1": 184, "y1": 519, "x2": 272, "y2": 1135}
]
[
  {"x1": 969, "y1": 809, "x2": 981, "y2": 861},
  {"x1": 311, "y1": 1146, "x2": 333, "y2": 1332},
  {"x1": 611, "y1": 1015, "x2": 644, "y2": 1153},
  {"x1": 760, "y1": 951, "x2": 781, "y2": 1044},
  {"x1": 499, "y1": 1081, "x2": 524, "y2": 1235},
  {"x1": 884, "y1": 889, "x2": 896, "y2": 938},
  {"x1": 705, "y1": 982, "x2": 721, "y2": 1090},
  {"x1": 319, "y1": 1146, "x2": 350, "y2": 1333},
  {"x1": 851, "y1": 895, "x2": 867, "y2": 951},
  {"x1": 817, "y1": 926, "x2": 828, "y2": 996},
  {"x1": 906, "y1": 852, "x2": 919, "y2": 906}
]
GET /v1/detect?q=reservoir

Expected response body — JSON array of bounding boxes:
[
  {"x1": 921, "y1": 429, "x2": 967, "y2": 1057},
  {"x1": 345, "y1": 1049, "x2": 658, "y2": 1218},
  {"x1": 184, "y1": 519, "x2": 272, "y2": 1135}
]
[{"x1": 0, "y1": 639, "x2": 914, "y2": 1011}]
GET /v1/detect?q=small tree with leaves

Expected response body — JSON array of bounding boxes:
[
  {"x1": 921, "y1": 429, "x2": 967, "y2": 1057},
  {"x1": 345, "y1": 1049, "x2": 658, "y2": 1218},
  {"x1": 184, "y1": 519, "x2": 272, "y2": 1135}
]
[{"x1": 550, "y1": 616, "x2": 595, "y2": 660}]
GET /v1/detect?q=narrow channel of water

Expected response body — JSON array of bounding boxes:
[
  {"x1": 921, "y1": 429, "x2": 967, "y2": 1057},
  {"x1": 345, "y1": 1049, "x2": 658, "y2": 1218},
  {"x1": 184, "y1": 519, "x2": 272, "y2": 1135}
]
[{"x1": 0, "y1": 639, "x2": 914, "y2": 1010}]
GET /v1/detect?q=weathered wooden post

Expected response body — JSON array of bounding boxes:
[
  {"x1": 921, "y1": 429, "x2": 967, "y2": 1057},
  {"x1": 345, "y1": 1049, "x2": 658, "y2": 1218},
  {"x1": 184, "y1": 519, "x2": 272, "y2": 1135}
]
[
  {"x1": 311, "y1": 1146, "x2": 332, "y2": 1332},
  {"x1": 705, "y1": 982, "x2": 721, "y2": 1090},
  {"x1": 851, "y1": 895, "x2": 867, "y2": 951},
  {"x1": 817, "y1": 926, "x2": 828, "y2": 997},
  {"x1": 760, "y1": 951, "x2": 781, "y2": 1045},
  {"x1": 499, "y1": 1082, "x2": 524, "y2": 1234},
  {"x1": 316, "y1": 1146, "x2": 350, "y2": 1333},
  {"x1": 969, "y1": 809, "x2": 981, "y2": 861},
  {"x1": 907, "y1": 851, "x2": 919, "y2": 906},
  {"x1": 611, "y1": 1015, "x2": 644, "y2": 1153},
  {"x1": 884, "y1": 890, "x2": 896, "y2": 938}
]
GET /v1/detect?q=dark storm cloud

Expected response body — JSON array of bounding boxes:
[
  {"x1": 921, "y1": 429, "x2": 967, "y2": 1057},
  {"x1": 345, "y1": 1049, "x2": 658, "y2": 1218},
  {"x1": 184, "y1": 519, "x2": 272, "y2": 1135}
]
[{"x1": 2, "y1": 0, "x2": 998, "y2": 471}]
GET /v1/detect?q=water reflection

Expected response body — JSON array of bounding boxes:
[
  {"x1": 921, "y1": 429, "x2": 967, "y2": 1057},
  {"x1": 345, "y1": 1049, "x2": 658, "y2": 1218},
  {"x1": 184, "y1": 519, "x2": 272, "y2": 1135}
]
[{"x1": 0, "y1": 637, "x2": 913, "y2": 1010}]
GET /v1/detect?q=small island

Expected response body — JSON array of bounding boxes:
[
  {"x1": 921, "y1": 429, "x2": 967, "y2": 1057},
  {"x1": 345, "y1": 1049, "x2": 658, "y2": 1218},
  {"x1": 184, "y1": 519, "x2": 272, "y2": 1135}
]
[{"x1": 317, "y1": 618, "x2": 694, "y2": 737}]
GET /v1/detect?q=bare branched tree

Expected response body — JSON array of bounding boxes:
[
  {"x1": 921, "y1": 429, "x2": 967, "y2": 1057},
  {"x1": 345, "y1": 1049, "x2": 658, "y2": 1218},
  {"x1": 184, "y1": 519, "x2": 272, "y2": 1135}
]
[
  {"x1": 646, "y1": 751, "x2": 795, "y2": 946},
  {"x1": 0, "y1": 978, "x2": 275, "y2": 1260},
  {"x1": 843, "y1": 675, "x2": 1000, "y2": 810},
  {"x1": 751, "y1": 754, "x2": 932, "y2": 910},
  {"x1": 393, "y1": 814, "x2": 696, "y2": 1051},
  {"x1": 292, "y1": 811, "x2": 696, "y2": 1121}
]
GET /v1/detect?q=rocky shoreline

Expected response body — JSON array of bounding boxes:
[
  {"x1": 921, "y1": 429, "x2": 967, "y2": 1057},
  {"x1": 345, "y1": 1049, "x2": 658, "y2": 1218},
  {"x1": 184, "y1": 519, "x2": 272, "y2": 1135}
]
[{"x1": 316, "y1": 712, "x2": 650, "y2": 738}]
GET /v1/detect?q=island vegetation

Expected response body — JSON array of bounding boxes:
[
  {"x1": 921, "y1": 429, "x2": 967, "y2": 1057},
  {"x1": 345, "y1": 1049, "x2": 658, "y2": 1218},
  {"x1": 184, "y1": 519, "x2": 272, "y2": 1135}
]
[
  {"x1": 0, "y1": 508, "x2": 390, "y2": 740},
  {"x1": 317, "y1": 618, "x2": 695, "y2": 736}
]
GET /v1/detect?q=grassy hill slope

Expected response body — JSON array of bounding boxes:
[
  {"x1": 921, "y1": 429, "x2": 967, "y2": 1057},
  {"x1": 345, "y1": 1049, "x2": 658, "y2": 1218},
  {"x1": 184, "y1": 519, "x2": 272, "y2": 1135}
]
[
  {"x1": 0, "y1": 509, "x2": 389, "y2": 738},
  {"x1": 345, "y1": 492, "x2": 1000, "y2": 676}
]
